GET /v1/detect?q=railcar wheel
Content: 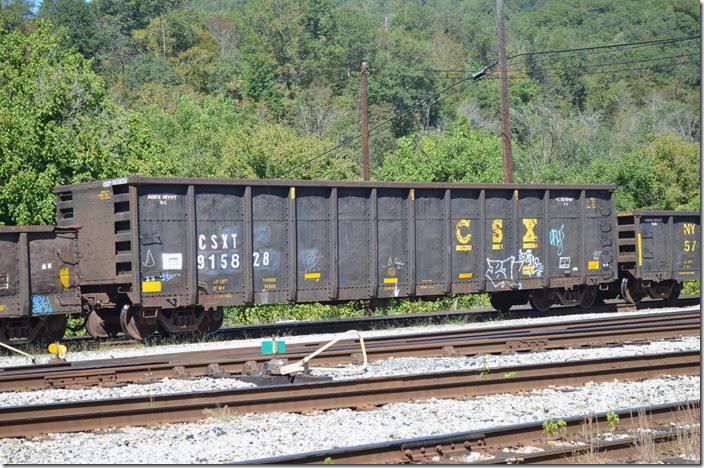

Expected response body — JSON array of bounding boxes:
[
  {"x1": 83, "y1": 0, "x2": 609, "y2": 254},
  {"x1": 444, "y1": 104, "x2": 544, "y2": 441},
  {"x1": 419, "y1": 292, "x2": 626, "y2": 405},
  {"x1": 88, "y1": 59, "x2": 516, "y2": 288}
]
[
  {"x1": 529, "y1": 291, "x2": 553, "y2": 312},
  {"x1": 668, "y1": 280, "x2": 682, "y2": 300},
  {"x1": 120, "y1": 306, "x2": 157, "y2": 341},
  {"x1": 620, "y1": 277, "x2": 644, "y2": 305},
  {"x1": 489, "y1": 294, "x2": 512, "y2": 313},
  {"x1": 86, "y1": 309, "x2": 122, "y2": 338},
  {"x1": 197, "y1": 309, "x2": 224, "y2": 334},
  {"x1": 36, "y1": 316, "x2": 67, "y2": 343},
  {"x1": 579, "y1": 286, "x2": 598, "y2": 309}
]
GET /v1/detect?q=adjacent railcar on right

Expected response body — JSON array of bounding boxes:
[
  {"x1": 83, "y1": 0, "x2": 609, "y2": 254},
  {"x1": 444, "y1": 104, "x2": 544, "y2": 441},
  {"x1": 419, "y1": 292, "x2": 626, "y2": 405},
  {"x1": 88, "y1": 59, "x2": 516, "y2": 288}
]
[{"x1": 616, "y1": 210, "x2": 700, "y2": 304}]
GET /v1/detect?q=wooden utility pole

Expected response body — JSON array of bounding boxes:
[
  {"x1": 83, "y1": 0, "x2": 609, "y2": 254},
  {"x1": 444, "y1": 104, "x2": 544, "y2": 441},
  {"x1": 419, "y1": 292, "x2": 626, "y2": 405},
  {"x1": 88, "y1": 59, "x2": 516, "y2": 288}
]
[
  {"x1": 496, "y1": 0, "x2": 514, "y2": 183},
  {"x1": 361, "y1": 62, "x2": 370, "y2": 181}
]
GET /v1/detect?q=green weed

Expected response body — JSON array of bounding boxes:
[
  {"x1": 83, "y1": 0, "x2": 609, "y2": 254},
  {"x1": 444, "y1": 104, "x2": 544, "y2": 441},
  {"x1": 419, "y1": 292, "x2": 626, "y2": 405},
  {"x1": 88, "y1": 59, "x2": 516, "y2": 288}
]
[{"x1": 543, "y1": 419, "x2": 567, "y2": 439}]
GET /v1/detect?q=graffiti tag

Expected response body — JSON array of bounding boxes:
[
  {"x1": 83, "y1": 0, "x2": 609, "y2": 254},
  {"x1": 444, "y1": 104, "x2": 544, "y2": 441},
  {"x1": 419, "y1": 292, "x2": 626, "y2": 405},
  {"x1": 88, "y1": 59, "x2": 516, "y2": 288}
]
[
  {"x1": 517, "y1": 249, "x2": 544, "y2": 277},
  {"x1": 161, "y1": 272, "x2": 181, "y2": 282},
  {"x1": 32, "y1": 295, "x2": 54, "y2": 314},
  {"x1": 300, "y1": 249, "x2": 322, "y2": 272},
  {"x1": 549, "y1": 224, "x2": 565, "y2": 256},
  {"x1": 485, "y1": 249, "x2": 544, "y2": 288}
]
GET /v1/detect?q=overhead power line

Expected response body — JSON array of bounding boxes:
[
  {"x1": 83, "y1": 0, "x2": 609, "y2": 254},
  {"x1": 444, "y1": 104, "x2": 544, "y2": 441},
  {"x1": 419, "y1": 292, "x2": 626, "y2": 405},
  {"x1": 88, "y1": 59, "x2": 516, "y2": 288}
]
[
  {"x1": 507, "y1": 34, "x2": 699, "y2": 61},
  {"x1": 370, "y1": 34, "x2": 700, "y2": 77},
  {"x1": 489, "y1": 59, "x2": 699, "y2": 81},
  {"x1": 281, "y1": 70, "x2": 492, "y2": 177},
  {"x1": 279, "y1": 34, "x2": 700, "y2": 179}
]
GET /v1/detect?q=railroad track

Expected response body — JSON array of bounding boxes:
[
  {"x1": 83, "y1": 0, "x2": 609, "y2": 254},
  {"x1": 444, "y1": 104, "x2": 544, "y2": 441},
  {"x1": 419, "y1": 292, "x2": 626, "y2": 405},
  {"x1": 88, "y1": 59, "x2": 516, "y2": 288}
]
[
  {"x1": 0, "y1": 309, "x2": 699, "y2": 392},
  {"x1": 60, "y1": 296, "x2": 700, "y2": 348},
  {"x1": 0, "y1": 350, "x2": 698, "y2": 438},
  {"x1": 242, "y1": 400, "x2": 700, "y2": 464}
]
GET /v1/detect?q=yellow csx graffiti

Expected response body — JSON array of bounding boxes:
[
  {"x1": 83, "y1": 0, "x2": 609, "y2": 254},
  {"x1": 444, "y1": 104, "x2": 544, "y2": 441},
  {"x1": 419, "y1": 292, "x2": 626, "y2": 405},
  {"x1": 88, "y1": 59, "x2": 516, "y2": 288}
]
[
  {"x1": 455, "y1": 219, "x2": 472, "y2": 251},
  {"x1": 522, "y1": 218, "x2": 538, "y2": 249},
  {"x1": 492, "y1": 219, "x2": 503, "y2": 250}
]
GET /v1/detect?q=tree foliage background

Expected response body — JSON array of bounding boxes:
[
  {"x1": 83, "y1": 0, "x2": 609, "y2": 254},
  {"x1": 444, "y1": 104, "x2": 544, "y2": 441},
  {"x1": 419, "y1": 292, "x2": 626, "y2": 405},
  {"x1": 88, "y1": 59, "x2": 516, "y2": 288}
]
[{"x1": 0, "y1": 0, "x2": 700, "y2": 226}]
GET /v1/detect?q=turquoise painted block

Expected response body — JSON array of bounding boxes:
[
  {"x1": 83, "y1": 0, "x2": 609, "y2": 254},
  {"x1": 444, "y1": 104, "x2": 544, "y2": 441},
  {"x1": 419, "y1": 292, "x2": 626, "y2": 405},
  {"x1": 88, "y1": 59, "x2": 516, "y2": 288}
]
[{"x1": 261, "y1": 340, "x2": 287, "y2": 354}]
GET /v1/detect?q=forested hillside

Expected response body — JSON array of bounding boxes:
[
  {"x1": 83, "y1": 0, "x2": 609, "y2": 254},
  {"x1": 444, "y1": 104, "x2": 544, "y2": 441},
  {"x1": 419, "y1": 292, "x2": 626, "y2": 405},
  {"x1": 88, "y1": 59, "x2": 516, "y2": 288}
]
[{"x1": 0, "y1": 0, "x2": 700, "y2": 226}]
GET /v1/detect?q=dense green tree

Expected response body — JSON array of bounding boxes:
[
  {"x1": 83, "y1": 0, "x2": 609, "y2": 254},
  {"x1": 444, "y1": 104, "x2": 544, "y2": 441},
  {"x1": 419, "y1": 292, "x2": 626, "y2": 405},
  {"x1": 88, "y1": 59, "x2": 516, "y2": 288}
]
[
  {"x1": 649, "y1": 133, "x2": 700, "y2": 210},
  {"x1": 0, "y1": 0, "x2": 698, "y2": 224},
  {"x1": 40, "y1": 0, "x2": 100, "y2": 57},
  {"x1": 0, "y1": 21, "x2": 167, "y2": 225},
  {"x1": 377, "y1": 120, "x2": 504, "y2": 183},
  {"x1": 95, "y1": 0, "x2": 184, "y2": 34},
  {"x1": 0, "y1": 0, "x2": 32, "y2": 32}
]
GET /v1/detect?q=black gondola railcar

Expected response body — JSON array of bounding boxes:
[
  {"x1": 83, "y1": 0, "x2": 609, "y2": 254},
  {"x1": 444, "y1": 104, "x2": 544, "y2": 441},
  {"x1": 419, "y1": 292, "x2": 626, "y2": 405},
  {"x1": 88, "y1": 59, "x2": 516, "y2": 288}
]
[{"x1": 55, "y1": 177, "x2": 618, "y2": 340}]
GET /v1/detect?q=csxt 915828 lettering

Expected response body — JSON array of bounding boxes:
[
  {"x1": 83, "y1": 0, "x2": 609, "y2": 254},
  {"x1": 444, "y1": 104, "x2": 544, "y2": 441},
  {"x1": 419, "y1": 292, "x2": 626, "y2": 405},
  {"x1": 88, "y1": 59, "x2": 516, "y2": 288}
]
[{"x1": 54, "y1": 177, "x2": 621, "y2": 341}]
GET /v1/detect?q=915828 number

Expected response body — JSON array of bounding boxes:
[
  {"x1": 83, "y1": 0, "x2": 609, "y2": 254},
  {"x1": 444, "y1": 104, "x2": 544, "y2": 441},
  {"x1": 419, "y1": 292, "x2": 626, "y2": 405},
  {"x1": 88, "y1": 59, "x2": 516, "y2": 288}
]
[{"x1": 197, "y1": 251, "x2": 271, "y2": 271}]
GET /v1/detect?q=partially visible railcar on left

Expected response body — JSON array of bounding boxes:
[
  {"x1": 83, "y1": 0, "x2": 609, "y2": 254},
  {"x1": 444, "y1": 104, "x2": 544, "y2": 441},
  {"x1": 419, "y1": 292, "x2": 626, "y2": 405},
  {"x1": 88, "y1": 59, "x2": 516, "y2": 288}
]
[{"x1": 0, "y1": 226, "x2": 81, "y2": 343}]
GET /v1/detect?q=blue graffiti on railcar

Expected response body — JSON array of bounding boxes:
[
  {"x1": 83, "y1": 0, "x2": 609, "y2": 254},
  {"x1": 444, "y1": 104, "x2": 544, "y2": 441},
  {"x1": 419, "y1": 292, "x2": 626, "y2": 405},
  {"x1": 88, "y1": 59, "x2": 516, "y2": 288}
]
[
  {"x1": 32, "y1": 295, "x2": 54, "y2": 314},
  {"x1": 549, "y1": 224, "x2": 565, "y2": 256}
]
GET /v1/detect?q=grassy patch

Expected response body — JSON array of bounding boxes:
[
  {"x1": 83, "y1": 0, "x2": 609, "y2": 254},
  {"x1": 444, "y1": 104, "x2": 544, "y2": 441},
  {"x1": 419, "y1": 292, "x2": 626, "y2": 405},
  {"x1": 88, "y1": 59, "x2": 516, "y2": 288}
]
[
  {"x1": 682, "y1": 281, "x2": 700, "y2": 296},
  {"x1": 223, "y1": 294, "x2": 490, "y2": 326}
]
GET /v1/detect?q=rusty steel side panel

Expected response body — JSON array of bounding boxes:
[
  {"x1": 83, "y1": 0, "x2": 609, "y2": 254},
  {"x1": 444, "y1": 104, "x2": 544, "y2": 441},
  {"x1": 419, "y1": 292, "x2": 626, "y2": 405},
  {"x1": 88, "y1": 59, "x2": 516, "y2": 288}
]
[
  {"x1": 546, "y1": 189, "x2": 582, "y2": 289},
  {"x1": 483, "y1": 189, "x2": 518, "y2": 291},
  {"x1": 0, "y1": 227, "x2": 81, "y2": 317},
  {"x1": 296, "y1": 187, "x2": 332, "y2": 302},
  {"x1": 337, "y1": 188, "x2": 371, "y2": 300},
  {"x1": 450, "y1": 189, "x2": 481, "y2": 294},
  {"x1": 670, "y1": 213, "x2": 701, "y2": 281},
  {"x1": 251, "y1": 186, "x2": 290, "y2": 305},
  {"x1": 137, "y1": 184, "x2": 190, "y2": 308},
  {"x1": 376, "y1": 188, "x2": 409, "y2": 298},
  {"x1": 55, "y1": 178, "x2": 133, "y2": 299},
  {"x1": 414, "y1": 189, "x2": 445, "y2": 296},
  {"x1": 628, "y1": 211, "x2": 701, "y2": 282},
  {"x1": 583, "y1": 189, "x2": 616, "y2": 283},
  {"x1": 194, "y1": 185, "x2": 246, "y2": 307},
  {"x1": 516, "y1": 189, "x2": 546, "y2": 290},
  {"x1": 56, "y1": 177, "x2": 617, "y2": 308}
]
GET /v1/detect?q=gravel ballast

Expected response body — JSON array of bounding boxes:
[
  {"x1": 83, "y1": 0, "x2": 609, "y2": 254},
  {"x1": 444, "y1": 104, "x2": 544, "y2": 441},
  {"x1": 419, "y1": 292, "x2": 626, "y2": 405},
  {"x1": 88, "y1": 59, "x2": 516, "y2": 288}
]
[
  {"x1": 0, "y1": 377, "x2": 254, "y2": 408},
  {"x1": 0, "y1": 375, "x2": 698, "y2": 464},
  {"x1": 312, "y1": 335, "x2": 700, "y2": 379},
  {"x1": 0, "y1": 336, "x2": 697, "y2": 407},
  {"x1": 0, "y1": 305, "x2": 697, "y2": 368}
]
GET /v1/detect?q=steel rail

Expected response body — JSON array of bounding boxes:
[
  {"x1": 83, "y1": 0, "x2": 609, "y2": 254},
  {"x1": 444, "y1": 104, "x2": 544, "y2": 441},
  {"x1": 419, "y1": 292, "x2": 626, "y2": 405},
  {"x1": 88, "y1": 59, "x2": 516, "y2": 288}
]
[
  {"x1": 61, "y1": 296, "x2": 700, "y2": 347},
  {"x1": 0, "y1": 350, "x2": 698, "y2": 438},
  {"x1": 5, "y1": 309, "x2": 700, "y2": 374},
  {"x1": 0, "y1": 310, "x2": 699, "y2": 391},
  {"x1": 0, "y1": 310, "x2": 698, "y2": 392},
  {"x1": 240, "y1": 400, "x2": 700, "y2": 464}
]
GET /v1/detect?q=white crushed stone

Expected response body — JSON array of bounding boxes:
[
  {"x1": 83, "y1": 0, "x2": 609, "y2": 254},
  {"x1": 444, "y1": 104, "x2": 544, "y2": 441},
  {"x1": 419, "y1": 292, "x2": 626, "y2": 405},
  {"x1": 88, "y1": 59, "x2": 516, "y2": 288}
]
[
  {"x1": 466, "y1": 451, "x2": 496, "y2": 462},
  {"x1": 311, "y1": 336, "x2": 700, "y2": 379},
  {"x1": 503, "y1": 445, "x2": 545, "y2": 454},
  {"x1": 0, "y1": 375, "x2": 698, "y2": 464},
  {"x1": 2, "y1": 337, "x2": 697, "y2": 408},
  {"x1": 0, "y1": 377, "x2": 253, "y2": 408},
  {"x1": 0, "y1": 305, "x2": 697, "y2": 368}
]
